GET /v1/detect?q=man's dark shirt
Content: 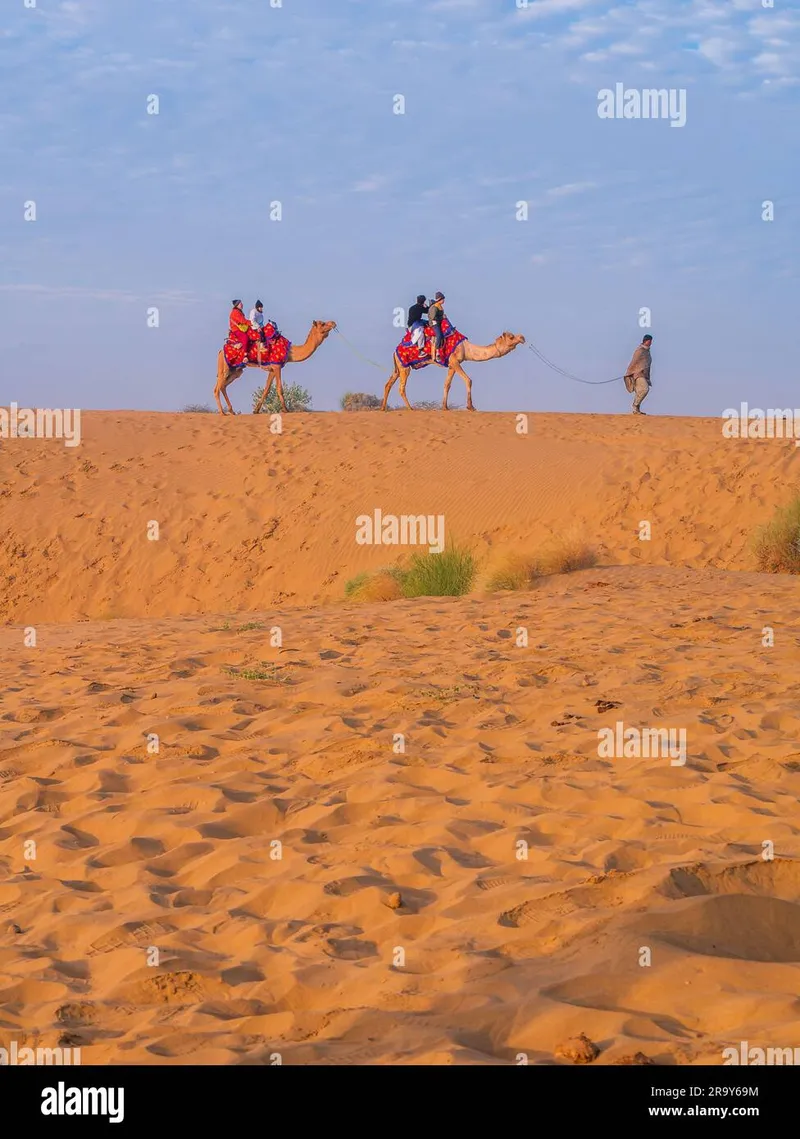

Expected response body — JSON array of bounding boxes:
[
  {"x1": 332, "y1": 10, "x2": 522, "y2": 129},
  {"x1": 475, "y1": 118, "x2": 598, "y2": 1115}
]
[{"x1": 408, "y1": 301, "x2": 429, "y2": 326}]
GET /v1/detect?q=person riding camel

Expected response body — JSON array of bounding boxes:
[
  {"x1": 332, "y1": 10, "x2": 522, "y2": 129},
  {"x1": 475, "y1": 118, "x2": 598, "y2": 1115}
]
[
  {"x1": 247, "y1": 299, "x2": 268, "y2": 362},
  {"x1": 249, "y1": 300, "x2": 265, "y2": 334},
  {"x1": 225, "y1": 299, "x2": 251, "y2": 368},
  {"x1": 428, "y1": 292, "x2": 446, "y2": 363},
  {"x1": 408, "y1": 294, "x2": 429, "y2": 352}
]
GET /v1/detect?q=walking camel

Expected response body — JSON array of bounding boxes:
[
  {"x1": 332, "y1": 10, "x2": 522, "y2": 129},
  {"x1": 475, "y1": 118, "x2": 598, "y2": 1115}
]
[
  {"x1": 381, "y1": 331, "x2": 526, "y2": 411},
  {"x1": 214, "y1": 320, "x2": 337, "y2": 415}
]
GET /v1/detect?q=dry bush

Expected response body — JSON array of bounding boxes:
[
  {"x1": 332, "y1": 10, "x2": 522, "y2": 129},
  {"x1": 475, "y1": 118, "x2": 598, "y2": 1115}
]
[
  {"x1": 486, "y1": 554, "x2": 542, "y2": 591},
  {"x1": 753, "y1": 495, "x2": 800, "y2": 573}
]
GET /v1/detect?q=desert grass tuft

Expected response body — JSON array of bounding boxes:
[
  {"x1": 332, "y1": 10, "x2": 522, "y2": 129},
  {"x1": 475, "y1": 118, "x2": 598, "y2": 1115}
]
[
  {"x1": 486, "y1": 554, "x2": 542, "y2": 592},
  {"x1": 344, "y1": 545, "x2": 476, "y2": 601},
  {"x1": 397, "y1": 545, "x2": 476, "y2": 597},
  {"x1": 753, "y1": 494, "x2": 800, "y2": 573}
]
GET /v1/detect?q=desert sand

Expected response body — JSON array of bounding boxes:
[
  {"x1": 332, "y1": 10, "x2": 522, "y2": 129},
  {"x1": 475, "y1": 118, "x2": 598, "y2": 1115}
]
[{"x1": 1, "y1": 410, "x2": 799, "y2": 1064}]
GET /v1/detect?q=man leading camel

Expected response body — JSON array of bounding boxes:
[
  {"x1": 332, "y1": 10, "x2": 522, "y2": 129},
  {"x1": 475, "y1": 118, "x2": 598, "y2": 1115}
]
[{"x1": 624, "y1": 334, "x2": 653, "y2": 415}]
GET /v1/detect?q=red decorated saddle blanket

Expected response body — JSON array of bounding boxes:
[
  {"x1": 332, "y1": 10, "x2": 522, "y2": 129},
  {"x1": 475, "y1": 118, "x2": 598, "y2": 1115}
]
[
  {"x1": 395, "y1": 317, "x2": 466, "y2": 370},
  {"x1": 224, "y1": 323, "x2": 292, "y2": 368}
]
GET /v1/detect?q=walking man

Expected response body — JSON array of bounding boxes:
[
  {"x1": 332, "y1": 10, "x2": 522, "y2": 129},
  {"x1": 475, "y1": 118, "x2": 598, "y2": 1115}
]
[{"x1": 625, "y1": 334, "x2": 653, "y2": 414}]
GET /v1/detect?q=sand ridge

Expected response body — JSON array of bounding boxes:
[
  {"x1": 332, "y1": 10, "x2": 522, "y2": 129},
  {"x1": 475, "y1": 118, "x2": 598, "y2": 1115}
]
[{"x1": 1, "y1": 410, "x2": 798, "y2": 623}]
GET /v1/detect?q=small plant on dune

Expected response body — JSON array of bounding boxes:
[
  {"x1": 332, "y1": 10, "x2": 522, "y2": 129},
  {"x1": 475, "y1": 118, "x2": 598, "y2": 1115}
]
[
  {"x1": 343, "y1": 547, "x2": 475, "y2": 601},
  {"x1": 224, "y1": 662, "x2": 288, "y2": 682},
  {"x1": 753, "y1": 494, "x2": 800, "y2": 574},
  {"x1": 345, "y1": 571, "x2": 404, "y2": 602},
  {"x1": 486, "y1": 538, "x2": 598, "y2": 591},
  {"x1": 181, "y1": 403, "x2": 214, "y2": 413},
  {"x1": 344, "y1": 572, "x2": 370, "y2": 598},
  {"x1": 539, "y1": 538, "x2": 598, "y2": 575},
  {"x1": 340, "y1": 392, "x2": 382, "y2": 411},
  {"x1": 398, "y1": 545, "x2": 477, "y2": 597},
  {"x1": 487, "y1": 554, "x2": 542, "y2": 592},
  {"x1": 345, "y1": 568, "x2": 405, "y2": 602},
  {"x1": 253, "y1": 383, "x2": 312, "y2": 414}
]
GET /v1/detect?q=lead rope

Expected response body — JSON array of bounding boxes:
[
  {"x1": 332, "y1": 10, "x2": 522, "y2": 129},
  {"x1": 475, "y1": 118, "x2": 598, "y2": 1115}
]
[
  {"x1": 333, "y1": 326, "x2": 385, "y2": 371},
  {"x1": 526, "y1": 341, "x2": 624, "y2": 385}
]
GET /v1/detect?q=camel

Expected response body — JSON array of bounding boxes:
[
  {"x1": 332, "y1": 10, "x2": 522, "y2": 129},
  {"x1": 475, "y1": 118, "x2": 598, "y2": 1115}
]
[
  {"x1": 214, "y1": 320, "x2": 336, "y2": 415},
  {"x1": 380, "y1": 331, "x2": 526, "y2": 411}
]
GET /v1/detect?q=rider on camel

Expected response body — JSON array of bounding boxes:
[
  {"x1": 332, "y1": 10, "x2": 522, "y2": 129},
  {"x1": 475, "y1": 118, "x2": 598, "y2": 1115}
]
[
  {"x1": 408, "y1": 294, "x2": 429, "y2": 351},
  {"x1": 428, "y1": 292, "x2": 446, "y2": 363},
  {"x1": 226, "y1": 300, "x2": 251, "y2": 368}
]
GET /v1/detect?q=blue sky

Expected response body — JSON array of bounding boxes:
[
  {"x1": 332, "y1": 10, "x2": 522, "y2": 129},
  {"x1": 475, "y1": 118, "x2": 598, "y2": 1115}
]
[{"x1": 1, "y1": 0, "x2": 798, "y2": 414}]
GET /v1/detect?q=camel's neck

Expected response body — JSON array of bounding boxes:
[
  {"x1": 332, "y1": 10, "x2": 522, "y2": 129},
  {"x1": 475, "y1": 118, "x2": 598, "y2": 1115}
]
[
  {"x1": 291, "y1": 327, "x2": 326, "y2": 362},
  {"x1": 463, "y1": 340, "x2": 506, "y2": 363}
]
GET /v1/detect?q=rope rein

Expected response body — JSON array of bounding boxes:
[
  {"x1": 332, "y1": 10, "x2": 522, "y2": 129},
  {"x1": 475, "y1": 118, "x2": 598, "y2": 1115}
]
[
  {"x1": 525, "y1": 342, "x2": 624, "y2": 385},
  {"x1": 333, "y1": 327, "x2": 385, "y2": 371}
]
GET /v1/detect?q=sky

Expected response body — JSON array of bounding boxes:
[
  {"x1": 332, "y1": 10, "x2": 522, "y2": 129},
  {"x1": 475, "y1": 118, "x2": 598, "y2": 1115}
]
[{"x1": 0, "y1": 0, "x2": 798, "y2": 415}]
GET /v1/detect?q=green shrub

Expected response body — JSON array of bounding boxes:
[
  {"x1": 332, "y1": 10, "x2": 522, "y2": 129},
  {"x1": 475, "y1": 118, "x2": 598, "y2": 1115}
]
[
  {"x1": 253, "y1": 382, "x2": 312, "y2": 413},
  {"x1": 753, "y1": 495, "x2": 800, "y2": 573},
  {"x1": 398, "y1": 545, "x2": 476, "y2": 597},
  {"x1": 341, "y1": 392, "x2": 382, "y2": 410}
]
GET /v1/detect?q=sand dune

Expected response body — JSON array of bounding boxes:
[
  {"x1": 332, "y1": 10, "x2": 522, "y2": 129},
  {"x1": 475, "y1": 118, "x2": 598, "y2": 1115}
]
[
  {"x1": 2, "y1": 563, "x2": 800, "y2": 1063},
  {"x1": 1, "y1": 412, "x2": 799, "y2": 1064},
  {"x1": 1, "y1": 410, "x2": 798, "y2": 623}
]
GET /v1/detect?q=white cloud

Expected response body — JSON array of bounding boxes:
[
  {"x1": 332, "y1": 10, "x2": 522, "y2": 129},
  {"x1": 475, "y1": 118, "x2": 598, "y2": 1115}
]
[
  {"x1": 516, "y1": 0, "x2": 598, "y2": 18},
  {"x1": 0, "y1": 284, "x2": 200, "y2": 304},
  {"x1": 352, "y1": 175, "x2": 387, "y2": 193},
  {"x1": 546, "y1": 181, "x2": 597, "y2": 198},
  {"x1": 696, "y1": 36, "x2": 739, "y2": 67}
]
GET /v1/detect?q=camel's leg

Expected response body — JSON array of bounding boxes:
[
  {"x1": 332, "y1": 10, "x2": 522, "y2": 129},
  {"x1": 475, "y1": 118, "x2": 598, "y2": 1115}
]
[
  {"x1": 221, "y1": 378, "x2": 236, "y2": 414},
  {"x1": 381, "y1": 361, "x2": 400, "y2": 410},
  {"x1": 453, "y1": 361, "x2": 476, "y2": 411},
  {"x1": 253, "y1": 368, "x2": 274, "y2": 414},
  {"x1": 442, "y1": 365, "x2": 457, "y2": 410},
  {"x1": 274, "y1": 367, "x2": 287, "y2": 412},
  {"x1": 397, "y1": 365, "x2": 414, "y2": 410},
  {"x1": 214, "y1": 357, "x2": 229, "y2": 414},
  {"x1": 216, "y1": 363, "x2": 244, "y2": 415},
  {"x1": 214, "y1": 377, "x2": 226, "y2": 414}
]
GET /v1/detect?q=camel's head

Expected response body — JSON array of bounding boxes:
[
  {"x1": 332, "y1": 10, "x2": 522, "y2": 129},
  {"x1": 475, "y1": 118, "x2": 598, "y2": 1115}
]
[
  {"x1": 497, "y1": 331, "x2": 526, "y2": 352},
  {"x1": 313, "y1": 320, "x2": 337, "y2": 340}
]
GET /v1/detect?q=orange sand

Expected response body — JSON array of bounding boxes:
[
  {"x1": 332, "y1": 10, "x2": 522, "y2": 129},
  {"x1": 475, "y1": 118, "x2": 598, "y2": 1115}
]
[{"x1": 1, "y1": 411, "x2": 799, "y2": 1064}]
